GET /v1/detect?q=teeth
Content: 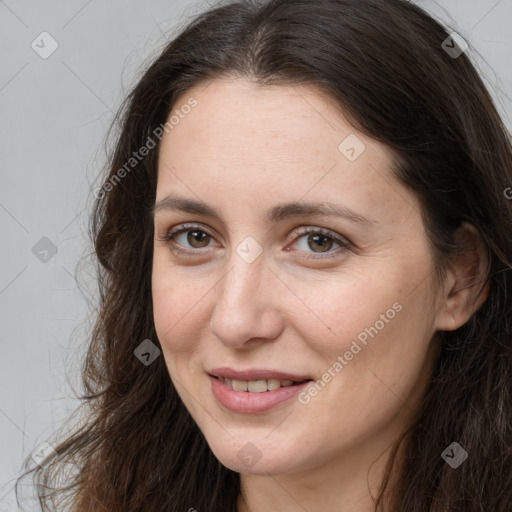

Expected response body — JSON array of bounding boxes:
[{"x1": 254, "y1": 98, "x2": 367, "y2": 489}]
[
  {"x1": 267, "y1": 378, "x2": 281, "y2": 391},
  {"x1": 247, "y1": 380, "x2": 267, "y2": 393},
  {"x1": 222, "y1": 377, "x2": 302, "y2": 392},
  {"x1": 232, "y1": 379, "x2": 248, "y2": 391}
]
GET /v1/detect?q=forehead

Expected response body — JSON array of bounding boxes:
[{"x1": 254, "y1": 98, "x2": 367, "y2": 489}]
[
  {"x1": 164, "y1": 77, "x2": 357, "y2": 151},
  {"x1": 158, "y1": 77, "x2": 387, "y2": 177},
  {"x1": 155, "y1": 78, "x2": 415, "y2": 228}
]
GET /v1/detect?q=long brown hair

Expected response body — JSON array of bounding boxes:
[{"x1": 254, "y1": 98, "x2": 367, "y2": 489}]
[{"x1": 16, "y1": 0, "x2": 512, "y2": 510}]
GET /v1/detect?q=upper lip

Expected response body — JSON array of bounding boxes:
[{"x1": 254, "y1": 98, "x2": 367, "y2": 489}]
[{"x1": 208, "y1": 367, "x2": 313, "y2": 382}]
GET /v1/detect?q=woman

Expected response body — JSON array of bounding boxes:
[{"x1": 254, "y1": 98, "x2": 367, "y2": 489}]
[{"x1": 17, "y1": 0, "x2": 512, "y2": 510}]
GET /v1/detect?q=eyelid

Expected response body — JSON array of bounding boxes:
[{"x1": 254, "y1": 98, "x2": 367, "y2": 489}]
[
  {"x1": 161, "y1": 222, "x2": 352, "y2": 259},
  {"x1": 289, "y1": 226, "x2": 351, "y2": 259},
  {"x1": 162, "y1": 222, "x2": 219, "y2": 252}
]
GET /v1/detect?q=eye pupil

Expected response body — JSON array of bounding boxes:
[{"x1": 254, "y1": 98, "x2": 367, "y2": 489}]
[
  {"x1": 167, "y1": 226, "x2": 345, "y2": 258},
  {"x1": 187, "y1": 230, "x2": 209, "y2": 248},
  {"x1": 308, "y1": 234, "x2": 333, "y2": 253}
]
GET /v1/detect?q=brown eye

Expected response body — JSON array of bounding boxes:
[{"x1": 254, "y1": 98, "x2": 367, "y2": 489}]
[
  {"x1": 185, "y1": 230, "x2": 211, "y2": 249},
  {"x1": 163, "y1": 223, "x2": 217, "y2": 255},
  {"x1": 291, "y1": 226, "x2": 351, "y2": 260},
  {"x1": 306, "y1": 233, "x2": 334, "y2": 253}
]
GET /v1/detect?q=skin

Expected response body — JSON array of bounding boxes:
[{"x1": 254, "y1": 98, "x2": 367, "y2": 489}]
[{"x1": 151, "y1": 77, "x2": 488, "y2": 512}]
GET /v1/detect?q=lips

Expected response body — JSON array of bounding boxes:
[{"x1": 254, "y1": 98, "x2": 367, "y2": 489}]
[
  {"x1": 207, "y1": 367, "x2": 314, "y2": 413},
  {"x1": 208, "y1": 367, "x2": 312, "y2": 382},
  {"x1": 208, "y1": 374, "x2": 313, "y2": 413}
]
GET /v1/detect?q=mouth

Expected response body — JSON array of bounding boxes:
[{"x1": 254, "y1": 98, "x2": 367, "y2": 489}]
[
  {"x1": 208, "y1": 373, "x2": 314, "y2": 413},
  {"x1": 209, "y1": 374, "x2": 313, "y2": 392}
]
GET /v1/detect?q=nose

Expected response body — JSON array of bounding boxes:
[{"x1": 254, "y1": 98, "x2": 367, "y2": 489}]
[{"x1": 209, "y1": 246, "x2": 284, "y2": 349}]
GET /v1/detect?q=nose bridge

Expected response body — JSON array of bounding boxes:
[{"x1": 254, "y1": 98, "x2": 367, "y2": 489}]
[
  {"x1": 210, "y1": 240, "x2": 282, "y2": 346},
  {"x1": 225, "y1": 253, "x2": 263, "y2": 308}
]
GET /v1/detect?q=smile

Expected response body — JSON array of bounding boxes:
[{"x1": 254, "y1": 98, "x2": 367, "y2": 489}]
[
  {"x1": 209, "y1": 375, "x2": 313, "y2": 413},
  {"x1": 216, "y1": 376, "x2": 308, "y2": 392}
]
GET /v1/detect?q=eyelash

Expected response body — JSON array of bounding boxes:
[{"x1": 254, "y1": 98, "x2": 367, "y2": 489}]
[{"x1": 159, "y1": 223, "x2": 351, "y2": 260}]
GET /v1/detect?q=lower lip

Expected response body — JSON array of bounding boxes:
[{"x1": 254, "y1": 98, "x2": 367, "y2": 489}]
[{"x1": 209, "y1": 375, "x2": 312, "y2": 413}]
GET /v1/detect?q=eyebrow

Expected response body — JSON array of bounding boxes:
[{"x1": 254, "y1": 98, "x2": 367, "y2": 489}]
[{"x1": 151, "y1": 194, "x2": 378, "y2": 227}]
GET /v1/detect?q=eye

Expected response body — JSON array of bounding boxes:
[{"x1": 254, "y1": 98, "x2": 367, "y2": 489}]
[
  {"x1": 158, "y1": 223, "x2": 351, "y2": 260},
  {"x1": 289, "y1": 226, "x2": 351, "y2": 260},
  {"x1": 160, "y1": 223, "x2": 217, "y2": 255}
]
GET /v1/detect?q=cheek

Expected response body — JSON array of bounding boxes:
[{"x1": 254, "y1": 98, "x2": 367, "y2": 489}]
[
  {"x1": 151, "y1": 258, "x2": 214, "y2": 353},
  {"x1": 285, "y1": 272, "x2": 404, "y2": 359},
  {"x1": 292, "y1": 268, "x2": 436, "y2": 398}
]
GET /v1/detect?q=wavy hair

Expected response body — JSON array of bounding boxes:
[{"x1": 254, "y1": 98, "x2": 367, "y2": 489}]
[{"x1": 16, "y1": 0, "x2": 512, "y2": 510}]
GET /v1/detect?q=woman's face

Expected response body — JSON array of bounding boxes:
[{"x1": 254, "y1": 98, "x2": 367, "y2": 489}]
[{"x1": 152, "y1": 77, "x2": 445, "y2": 476}]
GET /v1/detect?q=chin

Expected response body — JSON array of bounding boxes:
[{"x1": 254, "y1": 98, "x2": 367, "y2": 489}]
[
  {"x1": 216, "y1": 453, "x2": 291, "y2": 476},
  {"x1": 206, "y1": 436, "x2": 300, "y2": 476}
]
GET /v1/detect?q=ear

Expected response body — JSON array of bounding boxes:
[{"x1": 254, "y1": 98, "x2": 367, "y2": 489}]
[{"x1": 435, "y1": 222, "x2": 490, "y2": 332}]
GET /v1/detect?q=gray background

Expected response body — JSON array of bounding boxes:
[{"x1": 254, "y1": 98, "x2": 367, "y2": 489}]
[{"x1": 1, "y1": 0, "x2": 511, "y2": 509}]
